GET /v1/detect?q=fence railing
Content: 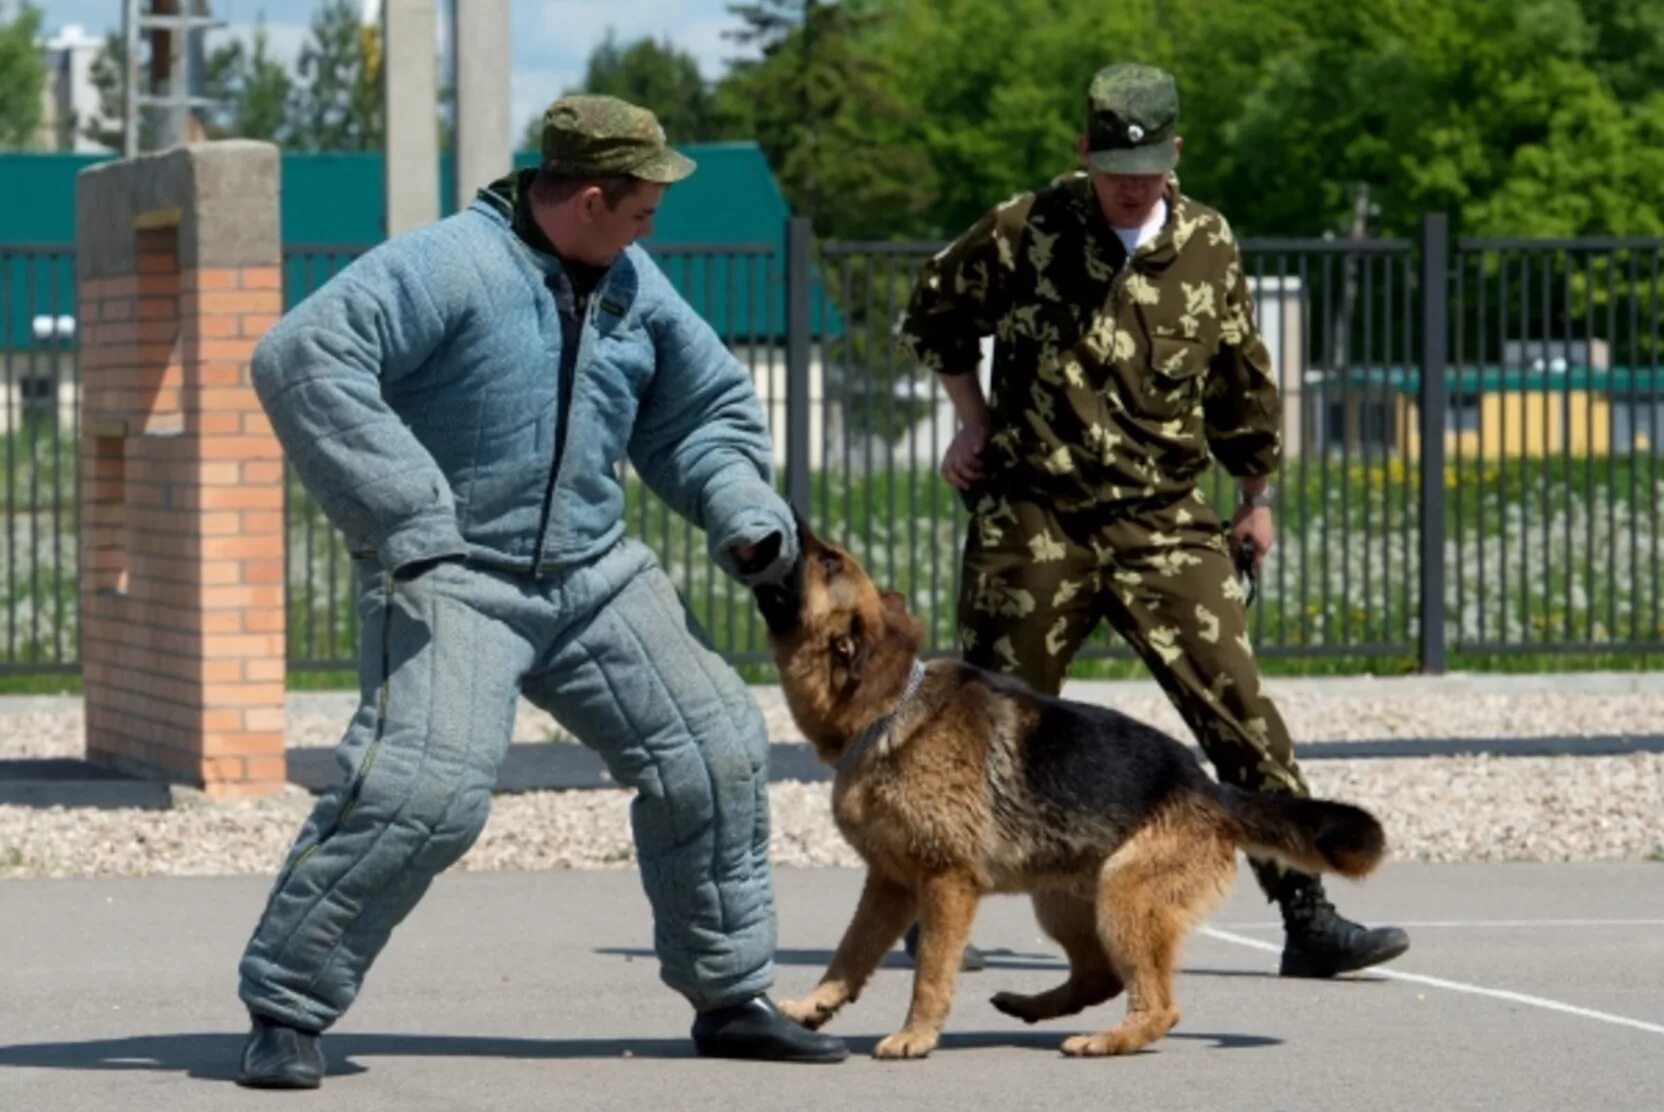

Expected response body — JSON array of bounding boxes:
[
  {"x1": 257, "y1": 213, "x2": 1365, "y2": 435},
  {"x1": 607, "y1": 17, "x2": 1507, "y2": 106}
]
[
  {"x1": 8, "y1": 220, "x2": 1664, "y2": 678},
  {"x1": 1, "y1": 245, "x2": 79, "y2": 675}
]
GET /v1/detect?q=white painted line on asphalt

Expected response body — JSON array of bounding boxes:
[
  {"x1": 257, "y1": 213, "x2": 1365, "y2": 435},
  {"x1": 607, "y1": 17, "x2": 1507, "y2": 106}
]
[
  {"x1": 1215, "y1": 919, "x2": 1664, "y2": 930},
  {"x1": 1199, "y1": 927, "x2": 1664, "y2": 1038}
]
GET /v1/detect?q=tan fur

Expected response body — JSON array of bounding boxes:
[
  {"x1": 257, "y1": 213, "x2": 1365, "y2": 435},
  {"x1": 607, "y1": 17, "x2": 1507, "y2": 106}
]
[{"x1": 763, "y1": 524, "x2": 1380, "y2": 1059}]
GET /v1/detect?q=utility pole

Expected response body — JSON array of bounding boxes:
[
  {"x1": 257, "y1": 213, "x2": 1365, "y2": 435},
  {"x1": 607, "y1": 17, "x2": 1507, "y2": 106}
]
[
  {"x1": 383, "y1": 0, "x2": 440, "y2": 234},
  {"x1": 801, "y1": 0, "x2": 817, "y2": 229},
  {"x1": 1332, "y1": 181, "x2": 1371, "y2": 373},
  {"x1": 121, "y1": 0, "x2": 224, "y2": 156},
  {"x1": 453, "y1": 0, "x2": 511, "y2": 204}
]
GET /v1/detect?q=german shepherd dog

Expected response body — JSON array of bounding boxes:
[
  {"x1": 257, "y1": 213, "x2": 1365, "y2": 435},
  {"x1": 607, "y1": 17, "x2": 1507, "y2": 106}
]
[{"x1": 751, "y1": 519, "x2": 1387, "y2": 1059}]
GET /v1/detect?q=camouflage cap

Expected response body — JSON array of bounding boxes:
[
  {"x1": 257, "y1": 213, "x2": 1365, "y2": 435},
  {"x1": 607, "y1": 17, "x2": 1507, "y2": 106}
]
[
  {"x1": 1085, "y1": 63, "x2": 1180, "y2": 175},
  {"x1": 540, "y1": 94, "x2": 696, "y2": 183}
]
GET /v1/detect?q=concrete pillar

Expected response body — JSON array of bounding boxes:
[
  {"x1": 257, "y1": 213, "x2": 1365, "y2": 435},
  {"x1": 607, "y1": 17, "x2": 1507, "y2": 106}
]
[
  {"x1": 383, "y1": 0, "x2": 440, "y2": 235},
  {"x1": 454, "y1": 0, "x2": 512, "y2": 202},
  {"x1": 75, "y1": 141, "x2": 288, "y2": 799}
]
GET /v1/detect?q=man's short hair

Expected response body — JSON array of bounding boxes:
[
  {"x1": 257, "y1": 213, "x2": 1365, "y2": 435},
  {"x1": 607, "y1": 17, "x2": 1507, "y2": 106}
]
[{"x1": 528, "y1": 168, "x2": 641, "y2": 209}]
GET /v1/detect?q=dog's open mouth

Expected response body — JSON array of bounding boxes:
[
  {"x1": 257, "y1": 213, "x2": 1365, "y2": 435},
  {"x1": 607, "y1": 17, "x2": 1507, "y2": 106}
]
[
  {"x1": 751, "y1": 543, "x2": 806, "y2": 636},
  {"x1": 752, "y1": 578, "x2": 802, "y2": 636}
]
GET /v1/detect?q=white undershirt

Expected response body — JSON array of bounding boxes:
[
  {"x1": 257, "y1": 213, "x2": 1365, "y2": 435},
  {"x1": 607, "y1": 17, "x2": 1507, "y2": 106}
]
[{"x1": 1112, "y1": 198, "x2": 1167, "y2": 256}]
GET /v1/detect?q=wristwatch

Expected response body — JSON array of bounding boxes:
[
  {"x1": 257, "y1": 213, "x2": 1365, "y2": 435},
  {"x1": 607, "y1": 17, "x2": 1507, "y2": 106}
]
[{"x1": 1238, "y1": 485, "x2": 1274, "y2": 509}]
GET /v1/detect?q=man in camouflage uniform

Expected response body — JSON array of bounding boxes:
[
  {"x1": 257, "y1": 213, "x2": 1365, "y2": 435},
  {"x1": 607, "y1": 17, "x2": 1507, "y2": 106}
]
[{"x1": 897, "y1": 63, "x2": 1408, "y2": 978}]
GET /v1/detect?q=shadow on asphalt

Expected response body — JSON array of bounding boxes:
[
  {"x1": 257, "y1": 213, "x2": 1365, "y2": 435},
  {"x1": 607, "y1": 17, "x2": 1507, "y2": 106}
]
[
  {"x1": 595, "y1": 947, "x2": 1365, "y2": 984},
  {"x1": 0, "y1": 1024, "x2": 1282, "y2": 1082},
  {"x1": 597, "y1": 945, "x2": 1070, "y2": 972}
]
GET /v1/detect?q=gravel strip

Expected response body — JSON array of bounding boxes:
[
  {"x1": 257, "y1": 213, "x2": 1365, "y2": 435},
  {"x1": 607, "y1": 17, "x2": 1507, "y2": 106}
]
[
  {"x1": 2, "y1": 756, "x2": 1661, "y2": 880},
  {"x1": 14, "y1": 684, "x2": 1664, "y2": 757},
  {"x1": 4, "y1": 692, "x2": 1663, "y2": 878}
]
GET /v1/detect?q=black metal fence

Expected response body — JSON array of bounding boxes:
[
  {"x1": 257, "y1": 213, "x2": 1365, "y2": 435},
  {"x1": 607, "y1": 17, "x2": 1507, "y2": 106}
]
[
  {"x1": 7, "y1": 219, "x2": 1664, "y2": 677},
  {"x1": 1, "y1": 245, "x2": 79, "y2": 675}
]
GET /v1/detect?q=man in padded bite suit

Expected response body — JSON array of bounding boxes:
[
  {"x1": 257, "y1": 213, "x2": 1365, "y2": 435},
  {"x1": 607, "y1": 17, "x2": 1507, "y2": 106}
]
[{"x1": 234, "y1": 94, "x2": 846, "y2": 1089}]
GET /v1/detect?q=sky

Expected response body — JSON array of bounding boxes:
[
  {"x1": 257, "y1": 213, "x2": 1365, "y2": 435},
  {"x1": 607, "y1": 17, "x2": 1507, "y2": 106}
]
[{"x1": 36, "y1": 0, "x2": 759, "y2": 148}]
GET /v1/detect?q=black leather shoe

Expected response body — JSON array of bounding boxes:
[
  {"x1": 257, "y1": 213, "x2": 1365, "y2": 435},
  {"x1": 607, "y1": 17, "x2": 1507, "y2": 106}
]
[
  {"x1": 1275, "y1": 873, "x2": 1410, "y2": 978},
  {"x1": 235, "y1": 1014, "x2": 325, "y2": 1089},
  {"x1": 903, "y1": 922, "x2": 987, "y2": 972},
  {"x1": 691, "y1": 996, "x2": 849, "y2": 1063}
]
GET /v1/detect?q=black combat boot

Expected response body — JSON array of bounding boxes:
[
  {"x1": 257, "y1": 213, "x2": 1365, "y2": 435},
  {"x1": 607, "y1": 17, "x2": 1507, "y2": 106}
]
[
  {"x1": 903, "y1": 922, "x2": 987, "y2": 972},
  {"x1": 1275, "y1": 872, "x2": 1410, "y2": 979},
  {"x1": 235, "y1": 1013, "x2": 326, "y2": 1089},
  {"x1": 691, "y1": 995, "x2": 850, "y2": 1063}
]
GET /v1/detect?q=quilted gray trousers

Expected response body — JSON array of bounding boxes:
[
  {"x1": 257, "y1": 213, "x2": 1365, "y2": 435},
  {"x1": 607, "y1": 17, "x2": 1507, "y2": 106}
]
[{"x1": 238, "y1": 540, "x2": 775, "y2": 1030}]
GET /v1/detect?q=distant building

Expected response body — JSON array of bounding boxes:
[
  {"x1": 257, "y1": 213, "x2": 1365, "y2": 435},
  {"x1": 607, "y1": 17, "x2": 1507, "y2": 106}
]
[{"x1": 38, "y1": 24, "x2": 112, "y2": 153}]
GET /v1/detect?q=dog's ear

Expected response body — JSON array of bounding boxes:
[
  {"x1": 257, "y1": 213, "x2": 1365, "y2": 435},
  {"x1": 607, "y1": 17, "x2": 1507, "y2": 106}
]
[
  {"x1": 792, "y1": 507, "x2": 819, "y2": 550},
  {"x1": 879, "y1": 592, "x2": 926, "y2": 648}
]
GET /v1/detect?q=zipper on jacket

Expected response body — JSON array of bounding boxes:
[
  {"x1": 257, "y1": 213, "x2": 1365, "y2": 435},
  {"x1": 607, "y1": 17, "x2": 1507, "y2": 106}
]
[{"x1": 530, "y1": 272, "x2": 591, "y2": 570}]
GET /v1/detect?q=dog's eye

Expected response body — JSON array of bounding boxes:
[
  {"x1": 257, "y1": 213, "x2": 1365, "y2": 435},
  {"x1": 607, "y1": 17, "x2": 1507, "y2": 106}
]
[{"x1": 817, "y1": 551, "x2": 841, "y2": 578}]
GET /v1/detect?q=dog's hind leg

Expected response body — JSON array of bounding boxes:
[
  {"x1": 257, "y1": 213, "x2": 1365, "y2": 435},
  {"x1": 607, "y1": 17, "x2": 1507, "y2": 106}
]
[
  {"x1": 780, "y1": 872, "x2": 914, "y2": 1030},
  {"x1": 991, "y1": 890, "x2": 1123, "y2": 1023},
  {"x1": 1063, "y1": 815, "x2": 1235, "y2": 1057},
  {"x1": 874, "y1": 869, "x2": 982, "y2": 1060}
]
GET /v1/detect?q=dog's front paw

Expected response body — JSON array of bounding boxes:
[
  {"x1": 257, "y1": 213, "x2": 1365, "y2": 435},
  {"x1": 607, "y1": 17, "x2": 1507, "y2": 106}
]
[
  {"x1": 778, "y1": 996, "x2": 836, "y2": 1030},
  {"x1": 873, "y1": 1028, "x2": 938, "y2": 1060}
]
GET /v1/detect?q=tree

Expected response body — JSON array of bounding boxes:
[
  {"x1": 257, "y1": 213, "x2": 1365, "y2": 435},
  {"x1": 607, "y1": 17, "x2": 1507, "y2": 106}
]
[
  {"x1": 201, "y1": 18, "x2": 293, "y2": 143},
  {"x1": 519, "y1": 31, "x2": 727, "y2": 153},
  {"x1": 715, "y1": 0, "x2": 935, "y2": 238},
  {"x1": 838, "y1": 0, "x2": 1286, "y2": 239},
  {"x1": 84, "y1": 14, "x2": 294, "y2": 150},
  {"x1": 83, "y1": 31, "x2": 140, "y2": 150},
  {"x1": 0, "y1": 1, "x2": 45, "y2": 149},
  {"x1": 581, "y1": 31, "x2": 725, "y2": 142},
  {"x1": 1581, "y1": 0, "x2": 1664, "y2": 103},
  {"x1": 288, "y1": 0, "x2": 383, "y2": 151},
  {"x1": 855, "y1": 0, "x2": 1664, "y2": 240},
  {"x1": 1216, "y1": 0, "x2": 1664, "y2": 237}
]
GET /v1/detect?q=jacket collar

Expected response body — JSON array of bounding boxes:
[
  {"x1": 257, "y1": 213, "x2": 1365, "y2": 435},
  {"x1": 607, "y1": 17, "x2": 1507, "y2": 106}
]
[
  {"x1": 471, "y1": 170, "x2": 641, "y2": 325},
  {"x1": 1068, "y1": 172, "x2": 1185, "y2": 278}
]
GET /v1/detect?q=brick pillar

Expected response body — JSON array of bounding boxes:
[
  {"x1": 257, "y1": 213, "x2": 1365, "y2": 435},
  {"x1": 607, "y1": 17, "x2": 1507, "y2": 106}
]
[{"x1": 76, "y1": 142, "x2": 287, "y2": 799}]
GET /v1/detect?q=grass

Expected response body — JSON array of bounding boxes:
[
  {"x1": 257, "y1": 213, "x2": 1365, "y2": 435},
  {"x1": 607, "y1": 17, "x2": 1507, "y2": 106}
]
[{"x1": 0, "y1": 672, "x2": 80, "y2": 695}]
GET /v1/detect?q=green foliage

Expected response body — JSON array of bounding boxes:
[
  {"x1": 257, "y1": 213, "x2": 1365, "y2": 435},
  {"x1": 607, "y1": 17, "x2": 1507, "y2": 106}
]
[
  {"x1": 871, "y1": 0, "x2": 1138, "y2": 237},
  {"x1": 201, "y1": 17, "x2": 294, "y2": 143},
  {"x1": 0, "y1": 1, "x2": 44, "y2": 149},
  {"x1": 82, "y1": 30, "x2": 130, "y2": 150},
  {"x1": 58, "y1": 0, "x2": 1664, "y2": 241},
  {"x1": 288, "y1": 0, "x2": 383, "y2": 152},
  {"x1": 1209, "y1": 0, "x2": 1664, "y2": 237},
  {"x1": 83, "y1": 1, "x2": 377, "y2": 152},
  {"x1": 540, "y1": 30, "x2": 728, "y2": 147},
  {"x1": 686, "y1": 0, "x2": 1664, "y2": 241},
  {"x1": 716, "y1": 0, "x2": 936, "y2": 237}
]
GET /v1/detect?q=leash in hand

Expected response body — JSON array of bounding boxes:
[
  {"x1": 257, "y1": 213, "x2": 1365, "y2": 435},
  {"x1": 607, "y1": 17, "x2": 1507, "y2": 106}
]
[{"x1": 1233, "y1": 536, "x2": 1260, "y2": 607}]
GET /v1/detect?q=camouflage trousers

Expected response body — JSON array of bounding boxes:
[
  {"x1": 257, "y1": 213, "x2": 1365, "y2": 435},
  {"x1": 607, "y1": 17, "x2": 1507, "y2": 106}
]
[{"x1": 957, "y1": 486, "x2": 1309, "y2": 899}]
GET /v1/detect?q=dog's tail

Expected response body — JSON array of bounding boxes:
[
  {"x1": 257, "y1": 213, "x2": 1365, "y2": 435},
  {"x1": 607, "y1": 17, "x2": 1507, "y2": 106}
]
[{"x1": 1215, "y1": 786, "x2": 1385, "y2": 879}]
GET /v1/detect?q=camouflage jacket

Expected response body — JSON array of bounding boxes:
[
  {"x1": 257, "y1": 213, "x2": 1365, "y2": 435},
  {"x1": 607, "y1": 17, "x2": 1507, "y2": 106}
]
[{"x1": 897, "y1": 173, "x2": 1280, "y2": 514}]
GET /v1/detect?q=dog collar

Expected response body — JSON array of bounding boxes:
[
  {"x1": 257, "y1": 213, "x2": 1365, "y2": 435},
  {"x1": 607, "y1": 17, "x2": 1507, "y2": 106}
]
[{"x1": 839, "y1": 660, "x2": 927, "y2": 775}]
